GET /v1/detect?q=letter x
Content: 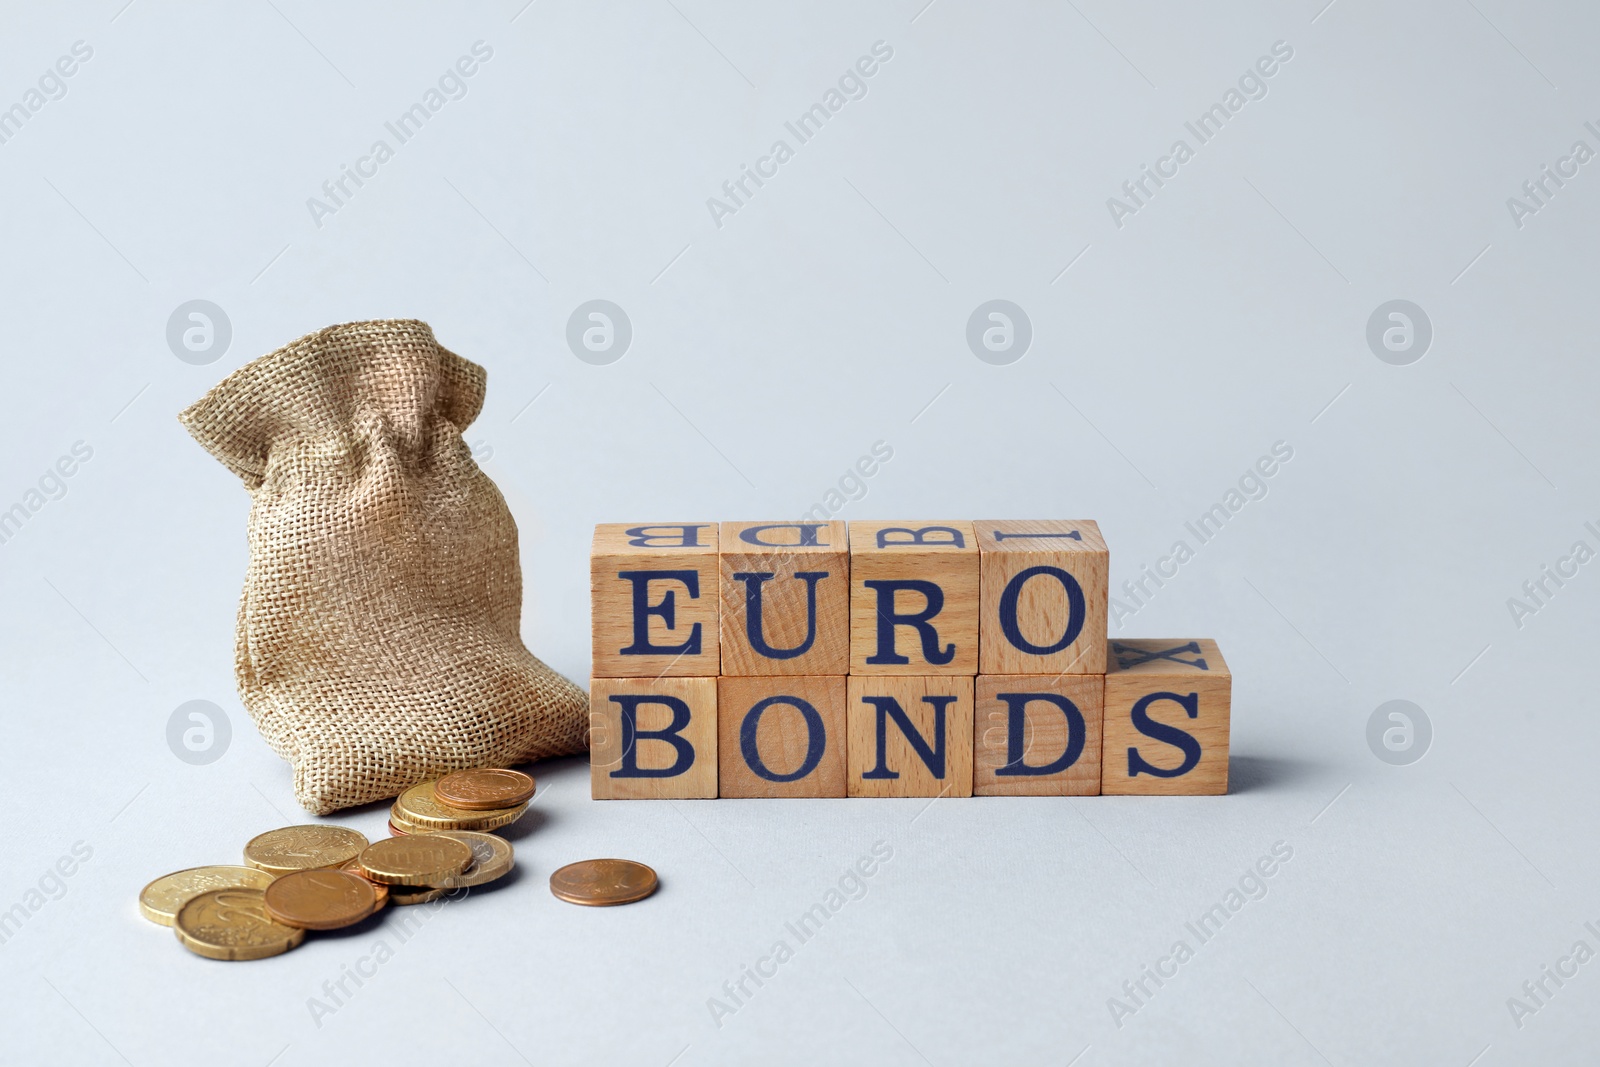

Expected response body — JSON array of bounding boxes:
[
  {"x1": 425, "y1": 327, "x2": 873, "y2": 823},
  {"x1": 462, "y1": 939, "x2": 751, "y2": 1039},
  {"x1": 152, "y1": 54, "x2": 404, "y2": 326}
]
[{"x1": 1112, "y1": 641, "x2": 1207, "y2": 671}]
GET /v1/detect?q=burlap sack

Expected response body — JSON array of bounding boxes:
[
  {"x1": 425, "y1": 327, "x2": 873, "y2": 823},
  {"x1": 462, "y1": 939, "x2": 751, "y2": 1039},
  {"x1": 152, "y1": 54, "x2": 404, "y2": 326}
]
[{"x1": 179, "y1": 319, "x2": 587, "y2": 814}]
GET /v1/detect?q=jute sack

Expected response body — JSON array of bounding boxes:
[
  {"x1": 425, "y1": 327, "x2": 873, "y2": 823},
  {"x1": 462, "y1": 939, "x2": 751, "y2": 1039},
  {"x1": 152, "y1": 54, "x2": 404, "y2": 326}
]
[{"x1": 180, "y1": 319, "x2": 587, "y2": 814}]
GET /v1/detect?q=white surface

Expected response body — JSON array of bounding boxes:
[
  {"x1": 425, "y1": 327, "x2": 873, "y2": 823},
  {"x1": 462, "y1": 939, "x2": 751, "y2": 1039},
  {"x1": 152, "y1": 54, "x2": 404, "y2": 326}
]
[{"x1": 2, "y1": 2, "x2": 1598, "y2": 1064}]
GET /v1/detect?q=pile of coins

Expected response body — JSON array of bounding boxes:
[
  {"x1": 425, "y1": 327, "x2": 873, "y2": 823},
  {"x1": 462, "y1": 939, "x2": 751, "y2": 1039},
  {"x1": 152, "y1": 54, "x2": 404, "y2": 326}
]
[{"x1": 141, "y1": 769, "x2": 529, "y2": 961}]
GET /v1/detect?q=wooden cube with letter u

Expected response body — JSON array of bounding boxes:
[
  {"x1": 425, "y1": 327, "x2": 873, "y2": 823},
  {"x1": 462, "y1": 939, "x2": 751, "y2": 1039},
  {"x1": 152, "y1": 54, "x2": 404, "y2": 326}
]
[
  {"x1": 1102, "y1": 639, "x2": 1230, "y2": 795},
  {"x1": 590, "y1": 677, "x2": 718, "y2": 799},
  {"x1": 846, "y1": 676, "x2": 974, "y2": 798},
  {"x1": 719, "y1": 521, "x2": 849, "y2": 676},
  {"x1": 591, "y1": 523, "x2": 719, "y2": 678}
]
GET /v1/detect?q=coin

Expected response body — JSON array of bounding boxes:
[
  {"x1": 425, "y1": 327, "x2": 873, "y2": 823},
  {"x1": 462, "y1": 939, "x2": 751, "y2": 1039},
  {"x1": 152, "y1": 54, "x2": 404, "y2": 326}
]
[
  {"x1": 357, "y1": 835, "x2": 473, "y2": 886},
  {"x1": 387, "y1": 820, "x2": 413, "y2": 837},
  {"x1": 393, "y1": 781, "x2": 527, "y2": 832},
  {"x1": 435, "y1": 769, "x2": 536, "y2": 810},
  {"x1": 429, "y1": 831, "x2": 514, "y2": 888},
  {"x1": 139, "y1": 866, "x2": 276, "y2": 927},
  {"x1": 263, "y1": 869, "x2": 378, "y2": 931},
  {"x1": 388, "y1": 885, "x2": 446, "y2": 906},
  {"x1": 340, "y1": 859, "x2": 389, "y2": 910},
  {"x1": 243, "y1": 825, "x2": 368, "y2": 876},
  {"x1": 173, "y1": 888, "x2": 305, "y2": 961},
  {"x1": 549, "y1": 859, "x2": 658, "y2": 906}
]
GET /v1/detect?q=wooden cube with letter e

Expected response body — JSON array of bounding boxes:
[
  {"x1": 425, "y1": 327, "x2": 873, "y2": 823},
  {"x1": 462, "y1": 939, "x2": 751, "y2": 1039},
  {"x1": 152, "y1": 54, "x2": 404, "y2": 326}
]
[
  {"x1": 1102, "y1": 639, "x2": 1230, "y2": 795},
  {"x1": 590, "y1": 677, "x2": 718, "y2": 799},
  {"x1": 718, "y1": 676, "x2": 846, "y2": 798},
  {"x1": 591, "y1": 523, "x2": 719, "y2": 677},
  {"x1": 978, "y1": 520, "x2": 1108, "y2": 675},
  {"x1": 719, "y1": 521, "x2": 849, "y2": 676},
  {"x1": 973, "y1": 674, "x2": 1103, "y2": 796},
  {"x1": 849, "y1": 521, "x2": 978, "y2": 676},
  {"x1": 846, "y1": 676, "x2": 974, "y2": 798}
]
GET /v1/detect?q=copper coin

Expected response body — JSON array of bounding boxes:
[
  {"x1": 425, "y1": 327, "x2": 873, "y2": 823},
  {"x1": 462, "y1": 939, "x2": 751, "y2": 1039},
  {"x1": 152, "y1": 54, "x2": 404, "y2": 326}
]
[
  {"x1": 387, "y1": 820, "x2": 412, "y2": 837},
  {"x1": 549, "y1": 859, "x2": 658, "y2": 907},
  {"x1": 263, "y1": 869, "x2": 378, "y2": 931},
  {"x1": 435, "y1": 769, "x2": 537, "y2": 811},
  {"x1": 340, "y1": 859, "x2": 390, "y2": 910}
]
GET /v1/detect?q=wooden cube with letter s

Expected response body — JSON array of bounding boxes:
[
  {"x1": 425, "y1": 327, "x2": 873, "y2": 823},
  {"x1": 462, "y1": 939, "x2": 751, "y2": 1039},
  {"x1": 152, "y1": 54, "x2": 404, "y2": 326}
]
[{"x1": 1101, "y1": 639, "x2": 1231, "y2": 795}]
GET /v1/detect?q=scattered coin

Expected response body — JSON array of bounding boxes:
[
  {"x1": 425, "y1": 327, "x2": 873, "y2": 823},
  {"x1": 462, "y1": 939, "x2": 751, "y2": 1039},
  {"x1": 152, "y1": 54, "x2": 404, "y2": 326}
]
[
  {"x1": 264, "y1": 870, "x2": 379, "y2": 931},
  {"x1": 387, "y1": 820, "x2": 415, "y2": 837},
  {"x1": 174, "y1": 888, "x2": 305, "y2": 961},
  {"x1": 389, "y1": 885, "x2": 446, "y2": 906},
  {"x1": 358, "y1": 835, "x2": 473, "y2": 886},
  {"x1": 549, "y1": 859, "x2": 658, "y2": 907},
  {"x1": 393, "y1": 781, "x2": 528, "y2": 833},
  {"x1": 243, "y1": 825, "x2": 368, "y2": 876},
  {"x1": 435, "y1": 768, "x2": 536, "y2": 811},
  {"x1": 430, "y1": 831, "x2": 515, "y2": 888},
  {"x1": 139, "y1": 866, "x2": 275, "y2": 927},
  {"x1": 340, "y1": 859, "x2": 389, "y2": 910}
]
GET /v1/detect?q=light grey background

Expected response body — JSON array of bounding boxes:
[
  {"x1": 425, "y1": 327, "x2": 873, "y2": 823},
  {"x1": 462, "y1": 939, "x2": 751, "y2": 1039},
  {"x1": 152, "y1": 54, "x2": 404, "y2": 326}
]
[{"x1": 2, "y1": 1, "x2": 1597, "y2": 1063}]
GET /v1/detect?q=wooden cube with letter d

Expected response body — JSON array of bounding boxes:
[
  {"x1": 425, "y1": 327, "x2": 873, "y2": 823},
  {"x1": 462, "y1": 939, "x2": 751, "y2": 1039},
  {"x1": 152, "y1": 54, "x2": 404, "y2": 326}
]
[
  {"x1": 1101, "y1": 639, "x2": 1230, "y2": 795},
  {"x1": 590, "y1": 677, "x2": 718, "y2": 799}
]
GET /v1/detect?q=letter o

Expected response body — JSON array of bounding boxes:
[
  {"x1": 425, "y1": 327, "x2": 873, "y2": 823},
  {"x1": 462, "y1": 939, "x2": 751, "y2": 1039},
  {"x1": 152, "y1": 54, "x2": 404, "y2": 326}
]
[
  {"x1": 998, "y1": 565, "x2": 1085, "y2": 656},
  {"x1": 740, "y1": 697, "x2": 826, "y2": 783}
]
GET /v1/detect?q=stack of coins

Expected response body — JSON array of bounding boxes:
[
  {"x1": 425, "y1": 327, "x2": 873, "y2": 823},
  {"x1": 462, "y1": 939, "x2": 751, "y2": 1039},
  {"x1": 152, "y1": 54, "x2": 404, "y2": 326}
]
[
  {"x1": 389, "y1": 770, "x2": 537, "y2": 837},
  {"x1": 140, "y1": 770, "x2": 528, "y2": 962}
]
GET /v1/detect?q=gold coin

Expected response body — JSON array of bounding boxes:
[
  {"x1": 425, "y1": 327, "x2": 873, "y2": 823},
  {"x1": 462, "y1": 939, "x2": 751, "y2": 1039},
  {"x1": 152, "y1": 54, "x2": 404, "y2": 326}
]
[
  {"x1": 243, "y1": 825, "x2": 368, "y2": 876},
  {"x1": 429, "y1": 831, "x2": 515, "y2": 888},
  {"x1": 549, "y1": 859, "x2": 658, "y2": 907},
  {"x1": 340, "y1": 859, "x2": 389, "y2": 910},
  {"x1": 263, "y1": 869, "x2": 378, "y2": 931},
  {"x1": 357, "y1": 835, "x2": 472, "y2": 886},
  {"x1": 435, "y1": 769, "x2": 536, "y2": 811},
  {"x1": 387, "y1": 819, "x2": 414, "y2": 837},
  {"x1": 139, "y1": 866, "x2": 275, "y2": 927},
  {"x1": 173, "y1": 888, "x2": 305, "y2": 961},
  {"x1": 389, "y1": 885, "x2": 445, "y2": 906},
  {"x1": 393, "y1": 781, "x2": 527, "y2": 832}
]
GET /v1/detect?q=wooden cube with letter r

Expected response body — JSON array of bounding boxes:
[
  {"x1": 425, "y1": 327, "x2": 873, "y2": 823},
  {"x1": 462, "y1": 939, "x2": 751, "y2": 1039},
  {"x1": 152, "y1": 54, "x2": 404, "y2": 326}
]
[
  {"x1": 846, "y1": 676, "x2": 974, "y2": 798},
  {"x1": 848, "y1": 521, "x2": 978, "y2": 676},
  {"x1": 590, "y1": 677, "x2": 718, "y2": 799},
  {"x1": 977, "y1": 520, "x2": 1108, "y2": 675},
  {"x1": 719, "y1": 521, "x2": 849, "y2": 676},
  {"x1": 1102, "y1": 639, "x2": 1230, "y2": 795},
  {"x1": 591, "y1": 523, "x2": 719, "y2": 677}
]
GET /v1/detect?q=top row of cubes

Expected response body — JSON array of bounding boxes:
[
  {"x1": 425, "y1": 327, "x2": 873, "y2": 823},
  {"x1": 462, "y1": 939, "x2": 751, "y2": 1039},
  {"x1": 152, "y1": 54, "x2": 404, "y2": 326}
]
[{"x1": 591, "y1": 520, "x2": 1109, "y2": 678}]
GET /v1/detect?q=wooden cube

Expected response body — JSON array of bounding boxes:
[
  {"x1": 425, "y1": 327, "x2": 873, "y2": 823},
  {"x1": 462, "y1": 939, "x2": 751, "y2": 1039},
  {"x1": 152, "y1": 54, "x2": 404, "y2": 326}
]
[
  {"x1": 590, "y1": 676, "x2": 718, "y2": 799},
  {"x1": 846, "y1": 676, "x2": 974, "y2": 798},
  {"x1": 718, "y1": 521, "x2": 849, "y2": 676},
  {"x1": 591, "y1": 523, "x2": 719, "y2": 678},
  {"x1": 718, "y1": 676, "x2": 846, "y2": 798},
  {"x1": 1102, "y1": 639, "x2": 1230, "y2": 795},
  {"x1": 973, "y1": 674, "x2": 1103, "y2": 796},
  {"x1": 977, "y1": 520, "x2": 1108, "y2": 675},
  {"x1": 848, "y1": 521, "x2": 978, "y2": 676}
]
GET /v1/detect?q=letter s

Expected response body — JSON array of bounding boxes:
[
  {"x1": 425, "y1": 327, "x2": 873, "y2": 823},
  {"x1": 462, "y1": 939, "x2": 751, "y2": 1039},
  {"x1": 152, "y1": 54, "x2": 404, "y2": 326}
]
[{"x1": 1125, "y1": 692, "x2": 1202, "y2": 778}]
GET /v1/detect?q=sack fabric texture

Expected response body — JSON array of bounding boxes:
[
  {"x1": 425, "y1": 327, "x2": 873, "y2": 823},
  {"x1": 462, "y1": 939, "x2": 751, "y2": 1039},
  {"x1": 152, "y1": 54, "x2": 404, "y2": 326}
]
[{"x1": 180, "y1": 319, "x2": 587, "y2": 814}]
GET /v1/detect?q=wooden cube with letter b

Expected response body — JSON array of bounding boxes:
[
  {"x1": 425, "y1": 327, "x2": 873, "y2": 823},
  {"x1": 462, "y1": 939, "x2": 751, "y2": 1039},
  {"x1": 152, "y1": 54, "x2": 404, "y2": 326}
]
[
  {"x1": 973, "y1": 674, "x2": 1103, "y2": 796},
  {"x1": 718, "y1": 676, "x2": 846, "y2": 798},
  {"x1": 1101, "y1": 639, "x2": 1230, "y2": 795},
  {"x1": 591, "y1": 523, "x2": 719, "y2": 677},
  {"x1": 846, "y1": 676, "x2": 974, "y2": 798},
  {"x1": 849, "y1": 521, "x2": 978, "y2": 676},
  {"x1": 978, "y1": 520, "x2": 1108, "y2": 675},
  {"x1": 719, "y1": 521, "x2": 849, "y2": 676},
  {"x1": 590, "y1": 677, "x2": 718, "y2": 799}
]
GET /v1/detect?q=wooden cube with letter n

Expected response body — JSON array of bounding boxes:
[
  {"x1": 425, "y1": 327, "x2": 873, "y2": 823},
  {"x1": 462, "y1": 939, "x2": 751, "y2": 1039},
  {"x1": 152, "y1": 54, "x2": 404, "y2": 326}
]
[
  {"x1": 718, "y1": 676, "x2": 846, "y2": 798},
  {"x1": 849, "y1": 521, "x2": 978, "y2": 676},
  {"x1": 846, "y1": 676, "x2": 974, "y2": 798},
  {"x1": 590, "y1": 677, "x2": 718, "y2": 799},
  {"x1": 973, "y1": 674, "x2": 1103, "y2": 796},
  {"x1": 1102, "y1": 639, "x2": 1230, "y2": 795},
  {"x1": 978, "y1": 520, "x2": 1108, "y2": 675},
  {"x1": 591, "y1": 523, "x2": 719, "y2": 677},
  {"x1": 719, "y1": 521, "x2": 849, "y2": 676}
]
